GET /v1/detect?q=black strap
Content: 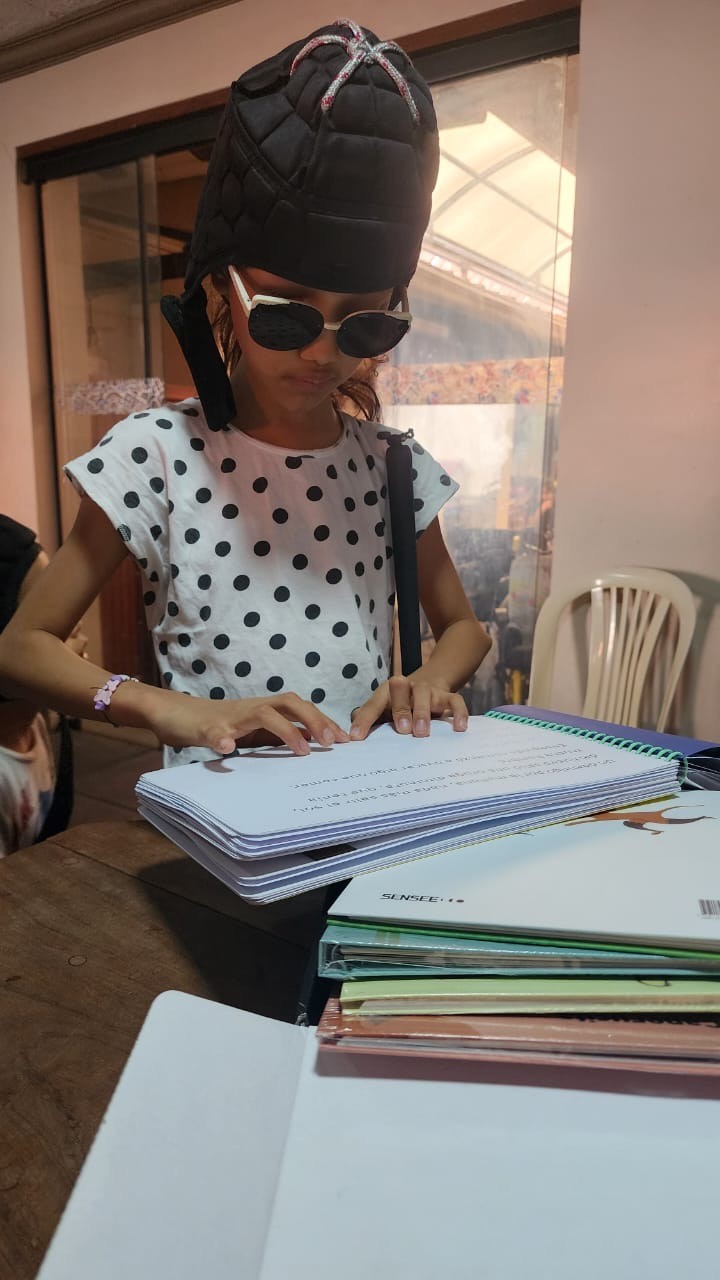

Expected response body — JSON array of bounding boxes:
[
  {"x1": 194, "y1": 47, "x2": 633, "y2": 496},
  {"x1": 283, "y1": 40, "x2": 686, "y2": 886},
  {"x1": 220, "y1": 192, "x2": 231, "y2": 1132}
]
[{"x1": 383, "y1": 429, "x2": 422, "y2": 675}]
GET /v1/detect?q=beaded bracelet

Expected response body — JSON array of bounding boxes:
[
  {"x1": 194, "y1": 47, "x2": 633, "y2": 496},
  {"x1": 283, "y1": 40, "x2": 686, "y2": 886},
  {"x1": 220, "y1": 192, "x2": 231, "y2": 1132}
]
[{"x1": 93, "y1": 673, "x2": 139, "y2": 724}]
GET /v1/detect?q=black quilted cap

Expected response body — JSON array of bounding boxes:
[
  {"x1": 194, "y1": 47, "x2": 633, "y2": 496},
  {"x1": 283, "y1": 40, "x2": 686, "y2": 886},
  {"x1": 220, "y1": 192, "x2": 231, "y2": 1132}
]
[
  {"x1": 185, "y1": 20, "x2": 438, "y2": 297},
  {"x1": 161, "y1": 20, "x2": 438, "y2": 430}
]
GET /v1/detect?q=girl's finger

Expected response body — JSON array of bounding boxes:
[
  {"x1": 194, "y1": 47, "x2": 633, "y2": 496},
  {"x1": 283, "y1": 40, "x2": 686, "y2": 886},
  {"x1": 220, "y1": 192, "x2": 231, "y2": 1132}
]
[
  {"x1": 349, "y1": 687, "x2": 389, "y2": 740},
  {"x1": 255, "y1": 705, "x2": 312, "y2": 755},
  {"x1": 408, "y1": 680, "x2": 432, "y2": 736},
  {"x1": 277, "y1": 694, "x2": 349, "y2": 745},
  {"x1": 447, "y1": 691, "x2": 469, "y2": 730},
  {"x1": 387, "y1": 675, "x2": 414, "y2": 735}
]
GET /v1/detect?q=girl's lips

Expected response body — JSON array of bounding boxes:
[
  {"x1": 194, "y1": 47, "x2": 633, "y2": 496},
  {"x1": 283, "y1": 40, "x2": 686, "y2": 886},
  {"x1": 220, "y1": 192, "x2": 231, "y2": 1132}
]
[{"x1": 284, "y1": 373, "x2": 337, "y2": 391}]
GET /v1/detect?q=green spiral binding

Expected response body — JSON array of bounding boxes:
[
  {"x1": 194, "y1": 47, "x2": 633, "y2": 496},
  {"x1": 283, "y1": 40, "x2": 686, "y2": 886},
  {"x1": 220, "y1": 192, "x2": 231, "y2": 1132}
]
[{"x1": 484, "y1": 710, "x2": 688, "y2": 784}]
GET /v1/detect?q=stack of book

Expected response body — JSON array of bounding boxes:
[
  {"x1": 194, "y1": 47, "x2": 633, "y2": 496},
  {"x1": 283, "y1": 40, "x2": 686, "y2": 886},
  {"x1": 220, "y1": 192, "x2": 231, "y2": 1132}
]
[
  {"x1": 317, "y1": 763, "x2": 720, "y2": 1075},
  {"x1": 134, "y1": 707, "x2": 698, "y2": 902}
]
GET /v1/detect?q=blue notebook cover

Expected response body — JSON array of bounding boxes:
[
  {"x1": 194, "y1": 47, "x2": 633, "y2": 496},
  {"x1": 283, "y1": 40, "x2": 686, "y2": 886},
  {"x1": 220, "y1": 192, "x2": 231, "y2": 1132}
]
[{"x1": 488, "y1": 706, "x2": 720, "y2": 788}]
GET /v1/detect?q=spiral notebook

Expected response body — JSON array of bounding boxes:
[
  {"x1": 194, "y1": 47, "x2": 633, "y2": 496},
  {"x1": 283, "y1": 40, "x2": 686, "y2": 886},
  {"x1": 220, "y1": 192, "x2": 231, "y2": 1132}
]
[{"x1": 135, "y1": 715, "x2": 686, "y2": 902}]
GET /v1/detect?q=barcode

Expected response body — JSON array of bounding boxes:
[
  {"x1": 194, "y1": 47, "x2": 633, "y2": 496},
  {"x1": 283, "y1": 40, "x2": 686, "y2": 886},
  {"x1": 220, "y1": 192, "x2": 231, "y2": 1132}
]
[{"x1": 699, "y1": 899, "x2": 720, "y2": 917}]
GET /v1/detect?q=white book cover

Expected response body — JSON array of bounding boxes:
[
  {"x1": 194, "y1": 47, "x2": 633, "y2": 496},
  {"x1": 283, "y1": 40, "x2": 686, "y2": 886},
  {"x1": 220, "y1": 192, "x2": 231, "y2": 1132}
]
[
  {"x1": 332, "y1": 793, "x2": 720, "y2": 951},
  {"x1": 38, "y1": 992, "x2": 720, "y2": 1280}
]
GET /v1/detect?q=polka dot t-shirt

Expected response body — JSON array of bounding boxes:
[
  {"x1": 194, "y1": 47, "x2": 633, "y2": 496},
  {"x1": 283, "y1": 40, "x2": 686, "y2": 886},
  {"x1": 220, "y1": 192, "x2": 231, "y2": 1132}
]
[{"x1": 64, "y1": 400, "x2": 458, "y2": 766}]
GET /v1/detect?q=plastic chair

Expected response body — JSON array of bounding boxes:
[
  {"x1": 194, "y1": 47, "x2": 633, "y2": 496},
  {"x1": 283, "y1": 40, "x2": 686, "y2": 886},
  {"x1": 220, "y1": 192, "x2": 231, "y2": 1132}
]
[{"x1": 529, "y1": 568, "x2": 696, "y2": 731}]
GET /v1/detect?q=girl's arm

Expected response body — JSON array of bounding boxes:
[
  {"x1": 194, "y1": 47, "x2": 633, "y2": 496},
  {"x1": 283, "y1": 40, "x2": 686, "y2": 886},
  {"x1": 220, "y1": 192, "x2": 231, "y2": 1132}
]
[
  {"x1": 350, "y1": 517, "x2": 490, "y2": 738},
  {"x1": 0, "y1": 497, "x2": 348, "y2": 755}
]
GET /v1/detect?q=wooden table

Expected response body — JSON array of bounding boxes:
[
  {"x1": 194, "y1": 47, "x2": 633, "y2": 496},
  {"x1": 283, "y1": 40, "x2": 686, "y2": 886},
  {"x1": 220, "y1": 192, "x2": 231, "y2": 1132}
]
[{"x1": 0, "y1": 819, "x2": 326, "y2": 1280}]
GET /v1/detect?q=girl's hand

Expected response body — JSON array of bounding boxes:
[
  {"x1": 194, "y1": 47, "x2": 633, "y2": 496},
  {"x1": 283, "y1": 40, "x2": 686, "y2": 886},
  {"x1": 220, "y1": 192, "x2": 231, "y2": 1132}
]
[
  {"x1": 349, "y1": 675, "x2": 468, "y2": 741},
  {"x1": 142, "y1": 688, "x2": 350, "y2": 756}
]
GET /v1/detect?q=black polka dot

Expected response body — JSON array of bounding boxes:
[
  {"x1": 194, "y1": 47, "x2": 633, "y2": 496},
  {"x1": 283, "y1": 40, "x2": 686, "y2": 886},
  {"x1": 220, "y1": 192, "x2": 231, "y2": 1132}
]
[
  {"x1": 342, "y1": 663, "x2": 358, "y2": 679},
  {"x1": 285, "y1": 456, "x2": 303, "y2": 469},
  {"x1": 293, "y1": 554, "x2": 308, "y2": 570},
  {"x1": 374, "y1": 521, "x2": 385, "y2": 537},
  {"x1": 150, "y1": 525, "x2": 162, "y2": 540},
  {"x1": 134, "y1": 413, "x2": 149, "y2": 419},
  {"x1": 274, "y1": 586, "x2": 290, "y2": 602},
  {"x1": 413, "y1": 498, "x2": 424, "y2": 512},
  {"x1": 366, "y1": 455, "x2": 376, "y2": 470},
  {"x1": 369, "y1": 599, "x2": 375, "y2": 614},
  {"x1": 138, "y1": 556, "x2": 147, "y2": 569},
  {"x1": 254, "y1": 540, "x2": 271, "y2": 557},
  {"x1": 373, "y1": 625, "x2": 378, "y2": 639},
  {"x1": 354, "y1": 594, "x2": 361, "y2": 608},
  {"x1": 196, "y1": 487, "x2": 211, "y2": 503},
  {"x1": 181, "y1": 406, "x2": 199, "y2": 417},
  {"x1": 355, "y1": 561, "x2": 365, "y2": 577},
  {"x1": 386, "y1": 545, "x2": 393, "y2": 560},
  {"x1": 198, "y1": 574, "x2": 212, "y2": 589},
  {"x1": 305, "y1": 652, "x2": 320, "y2": 667},
  {"x1": 311, "y1": 688, "x2": 326, "y2": 704},
  {"x1": 326, "y1": 568, "x2": 342, "y2": 584},
  {"x1": 158, "y1": 640, "x2": 168, "y2": 656},
  {"x1": 168, "y1": 501, "x2": 174, "y2": 514},
  {"x1": 124, "y1": 491, "x2": 140, "y2": 507},
  {"x1": 209, "y1": 687, "x2": 225, "y2": 699},
  {"x1": 235, "y1": 661, "x2": 251, "y2": 677},
  {"x1": 344, "y1": 497, "x2": 356, "y2": 512},
  {"x1": 348, "y1": 458, "x2": 358, "y2": 473},
  {"x1": 178, "y1": 633, "x2": 191, "y2": 647},
  {"x1": 150, "y1": 477, "x2": 164, "y2": 493},
  {"x1": 364, "y1": 491, "x2": 379, "y2": 507},
  {"x1": 370, "y1": 678, "x2": 379, "y2": 691},
  {"x1": 272, "y1": 508, "x2": 288, "y2": 524},
  {"x1": 190, "y1": 437, "x2": 205, "y2": 451},
  {"x1": 185, "y1": 528, "x2": 200, "y2": 544},
  {"x1": 143, "y1": 591, "x2": 156, "y2": 607},
  {"x1": 305, "y1": 603, "x2": 320, "y2": 619},
  {"x1": 99, "y1": 436, "x2": 113, "y2": 445},
  {"x1": 199, "y1": 605, "x2": 212, "y2": 621},
  {"x1": 117, "y1": 525, "x2": 132, "y2": 544},
  {"x1": 380, "y1": 485, "x2": 387, "y2": 498},
  {"x1": 192, "y1": 659, "x2": 206, "y2": 674},
  {"x1": 244, "y1": 612, "x2": 260, "y2": 627},
  {"x1": 163, "y1": 671, "x2": 173, "y2": 686},
  {"x1": 306, "y1": 486, "x2": 323, "y2": 501},
  {"x1": 215, "y1": 541, "x2": 231, "y2": 556},
  {"x1": 167, "y1": 601, "x2": 179, "y2": 617},
  {"x1": 269, "y1": 633, "x2": 287, "y2": 650},
  {"x1": 326, "y1": 465, "x2": 338, "y2": 479},
  {"x1": 155, "y1": 418, "x2": 173, "y2": 429},
  {"x1": 170, "y1": 564, "x2": 179, "y2": 579},
  {"x1": 314, "y1": 525, "x2": 330, "y2": 542},
  {"x1": 267, "y1": 676, "x2": 284, "y2": 692},
  {"x1": 332, "y1": 621, "x2": 349, "y2": 636},
  {"x1": 377, "y1": 655, "x2": 384, "y2": 669},
  {"x1": 412, "y1": 443, "x2": 425, "y2": 455},
  {"x1": 223, "y1": 503, "x2": 239, "y2": 519},
  {"x1": 221, "y1": 458, "x2": 236, "y2": 473},
  {"x1": 346, "y1": 530, "x2": 359, "y2": 546},
  {"x1": 374, "y1": 555, "x2": 384, "y2": 571},
  {"x1": 253, "y1": 476, "x2": 268, "y2": 493},
  {"x1": 131, "y1": 447, "x2": 147, "y2": 464},
  {"x1": 174, "y1": 459, "x2": 187, "y2": 475},
  {"x1": 233, "y1": 574, "x2": 250, "y2": 591},
  {"x1": 214, "y1": 634, "x2": 230, "y2": 649},
  {"x1": 440, "y1": 473, "x2": 452, "y2": 486},
  {"x1": 388, "y1": 593, "x2": 396, "y2": 607}
]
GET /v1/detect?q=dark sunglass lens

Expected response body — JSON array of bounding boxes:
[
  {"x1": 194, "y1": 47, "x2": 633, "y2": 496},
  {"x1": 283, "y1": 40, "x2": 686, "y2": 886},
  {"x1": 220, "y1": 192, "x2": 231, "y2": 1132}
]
[
  {"x1": 338, "y1": 313, "x2": 410, "y2": 359},
  {"x1": 248, "y1": 302, "x2": 324, "y2": 351}
]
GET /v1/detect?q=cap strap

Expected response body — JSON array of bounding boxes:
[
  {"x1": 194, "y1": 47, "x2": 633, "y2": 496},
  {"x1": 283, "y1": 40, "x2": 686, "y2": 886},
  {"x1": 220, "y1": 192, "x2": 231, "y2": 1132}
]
[{"x1": 290, "y1": 18, "x2": 420, "y2": 125}]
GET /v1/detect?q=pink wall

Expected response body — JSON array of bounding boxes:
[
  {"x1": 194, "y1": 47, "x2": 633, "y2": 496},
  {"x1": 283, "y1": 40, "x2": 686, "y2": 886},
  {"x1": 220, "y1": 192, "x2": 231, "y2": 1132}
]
[{"x1": 552, "y1": 0, "x2": 720, "y2": 737}]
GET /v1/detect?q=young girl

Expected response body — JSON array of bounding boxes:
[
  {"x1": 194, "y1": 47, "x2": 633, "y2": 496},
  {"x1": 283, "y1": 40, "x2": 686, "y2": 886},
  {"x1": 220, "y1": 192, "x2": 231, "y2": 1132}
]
[{"x1": 0, "y1": 20, "x2": 489, "y2": 767}]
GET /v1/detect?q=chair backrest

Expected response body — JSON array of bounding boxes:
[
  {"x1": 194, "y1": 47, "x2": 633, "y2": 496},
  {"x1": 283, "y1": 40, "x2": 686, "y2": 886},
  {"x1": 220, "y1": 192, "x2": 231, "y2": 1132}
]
[{"x1": 528, "y1": 568, "x2": 696, "y2": 731}]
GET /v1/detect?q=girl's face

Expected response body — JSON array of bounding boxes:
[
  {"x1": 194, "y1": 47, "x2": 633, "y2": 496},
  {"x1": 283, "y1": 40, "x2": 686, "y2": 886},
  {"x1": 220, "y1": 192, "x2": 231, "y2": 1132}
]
[{"x1": 227, "y1": 267, "x2": 394, "y2": 411}]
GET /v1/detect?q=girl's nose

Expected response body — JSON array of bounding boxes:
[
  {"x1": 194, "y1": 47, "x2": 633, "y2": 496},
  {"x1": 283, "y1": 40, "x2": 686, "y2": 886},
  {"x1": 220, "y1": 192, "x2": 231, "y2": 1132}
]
[{"x1": 298, "y1": 324, "x2": 339, "y2": 363}]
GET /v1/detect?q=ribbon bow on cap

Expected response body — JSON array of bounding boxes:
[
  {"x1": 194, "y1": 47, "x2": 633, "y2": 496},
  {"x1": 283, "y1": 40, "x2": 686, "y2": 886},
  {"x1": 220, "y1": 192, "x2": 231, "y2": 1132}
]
[{"x1": 290, "y1": 17, "x2": 420, "y2": 124}]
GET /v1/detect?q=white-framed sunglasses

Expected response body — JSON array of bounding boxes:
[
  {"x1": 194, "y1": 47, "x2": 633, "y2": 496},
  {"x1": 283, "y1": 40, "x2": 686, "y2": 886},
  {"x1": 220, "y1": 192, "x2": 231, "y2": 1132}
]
[{"x1": 228, "y1": 265, "x2": 412, "y2": 359}]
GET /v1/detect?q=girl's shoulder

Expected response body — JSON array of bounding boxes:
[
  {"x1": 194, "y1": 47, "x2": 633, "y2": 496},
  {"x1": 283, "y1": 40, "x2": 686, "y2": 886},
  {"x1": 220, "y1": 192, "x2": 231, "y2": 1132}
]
[{"x1": 105, "y1": 398, "x2": 208, "y2": 450}]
